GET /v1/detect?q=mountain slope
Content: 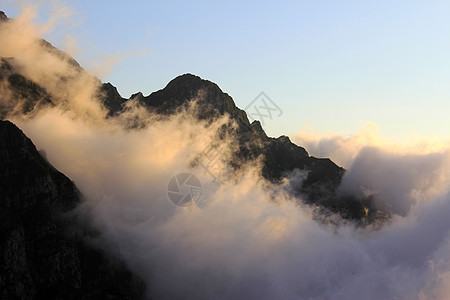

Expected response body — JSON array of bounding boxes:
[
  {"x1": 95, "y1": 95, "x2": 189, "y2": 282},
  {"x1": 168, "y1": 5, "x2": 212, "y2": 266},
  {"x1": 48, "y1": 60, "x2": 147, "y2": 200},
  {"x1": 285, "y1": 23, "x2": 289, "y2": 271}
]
[{"x1": 0, "y1": 120, "x2": 145, "y2": 299}]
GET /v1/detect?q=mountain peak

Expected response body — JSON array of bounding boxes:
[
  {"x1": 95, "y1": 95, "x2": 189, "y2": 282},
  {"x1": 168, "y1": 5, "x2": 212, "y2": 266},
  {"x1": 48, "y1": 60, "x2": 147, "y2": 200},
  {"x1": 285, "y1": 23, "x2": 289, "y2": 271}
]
[
  {"x1": 166, "y1": 73, "x2": 204, "y2": 87},
  {"x1": 157, "y1": 73, "x2": 220, "y2": 100},
  {"x1": 139, "y1": 73, "x2": 251, "y2": 126}
]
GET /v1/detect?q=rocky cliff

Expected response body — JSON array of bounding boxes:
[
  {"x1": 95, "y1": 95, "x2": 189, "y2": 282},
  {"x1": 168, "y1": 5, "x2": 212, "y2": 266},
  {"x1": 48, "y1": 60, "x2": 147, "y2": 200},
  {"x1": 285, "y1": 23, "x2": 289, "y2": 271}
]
[{"x1": 0, "y1": 120, "x2": 145, "y2": 299}]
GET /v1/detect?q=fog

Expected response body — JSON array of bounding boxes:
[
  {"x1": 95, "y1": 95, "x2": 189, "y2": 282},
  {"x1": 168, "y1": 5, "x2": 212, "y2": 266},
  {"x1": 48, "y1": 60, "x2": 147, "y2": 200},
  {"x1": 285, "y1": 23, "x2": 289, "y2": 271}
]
[{"x1": 2, "y1": 4, "x2": 450, "y2": 300}]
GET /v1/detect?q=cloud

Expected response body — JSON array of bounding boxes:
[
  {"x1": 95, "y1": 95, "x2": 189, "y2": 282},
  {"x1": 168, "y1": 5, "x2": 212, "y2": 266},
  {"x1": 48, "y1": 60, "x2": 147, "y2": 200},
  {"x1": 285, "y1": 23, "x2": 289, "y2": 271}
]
[
  {"x1": 293, "y1": 122, "x2": 450, "y2": 169},
  {"x1": 340, "y1": 147, "x2": 450, "y2": 216},
  {"x1": 9, "y1": 104, "x2": 450, "y2": 300},
  {"x1": 294, "y1": 124, "x2": 450, "y2": 216},
  {"x1": 0, "y1": 3, "x2": 106, "y2": 120}
]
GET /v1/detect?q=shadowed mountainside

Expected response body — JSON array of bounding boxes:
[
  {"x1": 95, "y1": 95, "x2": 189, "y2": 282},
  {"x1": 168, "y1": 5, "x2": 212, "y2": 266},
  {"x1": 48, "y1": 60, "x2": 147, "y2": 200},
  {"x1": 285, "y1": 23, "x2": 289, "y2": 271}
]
[{"x1": 0, "y1": 120, "x2": 145, "y2": 299}]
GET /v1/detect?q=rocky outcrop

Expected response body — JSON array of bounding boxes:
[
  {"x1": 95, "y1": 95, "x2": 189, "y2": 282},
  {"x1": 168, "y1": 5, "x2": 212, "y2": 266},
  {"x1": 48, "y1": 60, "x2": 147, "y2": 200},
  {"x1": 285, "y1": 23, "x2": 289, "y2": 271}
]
[
  {"x1": 98, "y1": 82, "x2": 127, "y2": 116},
  {"x1": 0, "y1": 120, "x2": 145, "y2": 299}
]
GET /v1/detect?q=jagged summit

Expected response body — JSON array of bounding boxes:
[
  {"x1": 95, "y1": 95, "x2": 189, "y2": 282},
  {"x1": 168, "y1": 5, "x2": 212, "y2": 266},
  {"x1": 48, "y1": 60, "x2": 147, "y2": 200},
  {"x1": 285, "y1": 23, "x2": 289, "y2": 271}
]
[
  {"x1": 98, "y1": 82, "x2": 126, "y2": 115},
  {"x1": 157, "y1": 73, "x2": 221, "y2": 96},
  {"x1": 135, "y1": 73, "x2": 211, "y2": 109},
  {"x1": 139, "y1": 73, "x2": 250, "y2": 125},
  {"x1": 166, "y1": 73, "x2": 205, "y2": 88}
]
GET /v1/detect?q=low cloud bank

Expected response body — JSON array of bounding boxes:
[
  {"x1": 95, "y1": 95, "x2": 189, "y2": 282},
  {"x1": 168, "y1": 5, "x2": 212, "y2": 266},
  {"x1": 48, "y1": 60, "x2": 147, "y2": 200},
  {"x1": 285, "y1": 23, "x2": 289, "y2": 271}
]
[{"x1": 16, "y1": 110, "x2": 450, "y2": 300}]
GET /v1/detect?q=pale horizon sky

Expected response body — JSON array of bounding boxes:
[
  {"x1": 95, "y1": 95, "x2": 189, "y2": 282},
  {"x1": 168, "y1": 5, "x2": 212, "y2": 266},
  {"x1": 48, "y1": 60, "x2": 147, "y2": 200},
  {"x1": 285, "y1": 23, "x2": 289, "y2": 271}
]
[{"x1": 2, "y1": 0, "x2": 450, "y2": 141}]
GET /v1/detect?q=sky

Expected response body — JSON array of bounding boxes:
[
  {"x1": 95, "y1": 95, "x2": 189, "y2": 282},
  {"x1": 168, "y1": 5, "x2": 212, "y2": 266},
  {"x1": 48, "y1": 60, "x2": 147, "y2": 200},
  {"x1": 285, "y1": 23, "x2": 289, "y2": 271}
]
[{"x1": 2, "y1": 0, "x2": 450, "y2": 140}]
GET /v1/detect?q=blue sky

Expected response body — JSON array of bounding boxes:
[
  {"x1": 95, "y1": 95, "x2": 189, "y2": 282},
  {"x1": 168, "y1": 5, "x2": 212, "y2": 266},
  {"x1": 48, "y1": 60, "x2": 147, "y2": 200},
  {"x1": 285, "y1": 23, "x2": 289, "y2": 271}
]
[{"x1": 3, "y1": 0, "x2": 450, "y2": 139}]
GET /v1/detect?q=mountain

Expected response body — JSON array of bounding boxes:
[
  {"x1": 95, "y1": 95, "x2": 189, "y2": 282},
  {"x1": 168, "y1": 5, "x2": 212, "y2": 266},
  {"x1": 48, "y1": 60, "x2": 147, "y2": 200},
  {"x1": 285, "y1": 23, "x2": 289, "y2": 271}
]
[
  {"x1": 0, "y1": 120, "x2": 145, "y2": 299},
  {"x1": 0, "y1": 10, "x2": 380, "y2": 223},
  {"x1": 0, "y1": 9, "x2": 387, "y2": 297},
  {"x1": 0, "y1": 10, "x2": 384, "y2": 221},
  {"x1": 114, "y1": 74, "x2": 377, "y2": 221}
]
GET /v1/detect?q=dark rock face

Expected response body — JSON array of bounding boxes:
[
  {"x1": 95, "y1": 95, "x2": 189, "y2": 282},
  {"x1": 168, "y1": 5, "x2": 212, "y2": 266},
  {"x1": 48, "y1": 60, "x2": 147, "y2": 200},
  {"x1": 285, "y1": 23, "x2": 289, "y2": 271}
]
[
  {"x1": 98, "y1": 82, "x2": 126, "y2": 116},
  {"x1": 0, "y1": 120, "x2": 145, "y2": 299}
]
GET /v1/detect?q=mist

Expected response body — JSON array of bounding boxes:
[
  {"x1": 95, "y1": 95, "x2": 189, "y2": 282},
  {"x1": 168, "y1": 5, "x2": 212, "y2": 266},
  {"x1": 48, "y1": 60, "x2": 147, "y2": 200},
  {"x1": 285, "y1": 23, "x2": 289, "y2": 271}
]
[{"x1": 2, "y1": 4, "x2": 450, "y2": 300}]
